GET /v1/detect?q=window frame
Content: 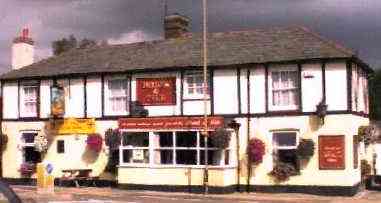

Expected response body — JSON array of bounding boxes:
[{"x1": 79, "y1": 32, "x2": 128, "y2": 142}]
[
  {"x1": 19, "y1": 82, "x2": 39, "y2": 118},
  {"x1": 118, "y1": 130, "x2": 233, "y2": 168},
  {"x1": 20, "y1": 131, "x2": 41, "y2": 164},
  {"x1": 268, "y1": 66, "x2": 300, "y2": 111},
  {"x1": 272, "y1": 131, "x2": 300, "y2": 170},
  {"x1": 183, "y1": 70, "x2": 210, "y2": 100},
  {"x1": 104, "y1": 76, "x2": 129, "y2": 116}
]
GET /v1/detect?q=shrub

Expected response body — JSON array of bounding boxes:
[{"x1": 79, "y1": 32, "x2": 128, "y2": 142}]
[
  {"x1": 105, "y1": 129, "x2": 121, "y2": 150},
  {"x1": 247, "y1": 138, "x2": 266, "y2": 164},
  {"x1": 361, "y1": 160, "x2": 372, "y2": 179},
  {"x1": 269, "y1": 162, "x2": 299, "y2": 182}
]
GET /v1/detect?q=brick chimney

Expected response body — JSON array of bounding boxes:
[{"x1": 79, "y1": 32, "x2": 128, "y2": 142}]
[
  {"x1": 12, "y1": 28, "x2": 34, "y2": 70},
  {"x1": 164, "y1": 13, "x2": 190, "y2": 39}
]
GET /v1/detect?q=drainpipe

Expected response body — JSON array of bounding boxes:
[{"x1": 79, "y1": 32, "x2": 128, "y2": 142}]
[{"x1": 246, "y1": 69, "x2": 251, "y2": 192}]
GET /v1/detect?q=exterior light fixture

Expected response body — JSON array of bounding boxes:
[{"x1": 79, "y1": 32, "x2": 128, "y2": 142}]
[{"x1": 316, "y1": 100, "x2": 328, "y2": 125}]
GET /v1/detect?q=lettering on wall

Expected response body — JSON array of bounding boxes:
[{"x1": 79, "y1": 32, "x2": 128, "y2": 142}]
[
  {"x1": 318, "y1": 135, "x2": 345, "y2": 170},
  {"x1": 136, "y1": 77, "x2": 176, "y2": 106}
]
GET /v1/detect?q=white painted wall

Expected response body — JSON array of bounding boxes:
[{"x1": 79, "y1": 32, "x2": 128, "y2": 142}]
[
  {"x1": 12, "y1": 43, "x2": 34, "y2": 70},
  {"x1": 213, "y1": 69, "x2": 238, "y2": 114},
  {"x1": 301, "y1": 63, "x2": 323, "y2": 112},
  {"x1": 40, "y1": 80, "x2": 52, "y2": 118},
  {"x1": 131, "y1": 72, "x2": 181, "y2": 116},
  {"x1": 2, "y1": 82, "x2": 19, "y2": 119},
  {"x1": 183, "y1": 100, "x2": 210, "y2": 115},
  {"x1": 249, "y1": 66, "x2": 266, "y2": 114},
  {"x1": 325, "y1": 62, "x2": 348, "y2": 111},
  {"x1": 59, "y1": 79, "x2": 85, "y2": 118},
  {"x1": 240, "y1": 68, "x2": 248, "y2": 113},
  {"x1": 86, "y1": 77, "x2": 102, "y2": 118}
]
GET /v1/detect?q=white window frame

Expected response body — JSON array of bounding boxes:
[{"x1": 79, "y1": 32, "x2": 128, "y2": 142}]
[
  {"x1": 268, "y1": 66, "x2": 300, "y2": 111},
  {"x1": 119, "y1": 130, "x2": 233, "y2": 168},
  {"x1": 19, "y1": 131, "x2": 39, "y2": 163},
  {"x1": 19, "y1": 85, "x2": 38, "y2": 118},
  {"x1": 104, "y1": 76, "x2": 129, "y2": 116},
  {"x1": 183, "y1": 71, "x2": 210, "y2": 100}
]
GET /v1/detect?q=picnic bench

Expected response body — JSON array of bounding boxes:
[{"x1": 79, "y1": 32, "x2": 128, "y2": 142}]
[{"x1": 60, "y1": 169, "x2": 99, "y2": 187}]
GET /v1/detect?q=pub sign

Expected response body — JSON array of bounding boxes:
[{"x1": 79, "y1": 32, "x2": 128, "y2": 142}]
[
  {"x1": 136, "y1": 77, "x2": 176, "y2": 106},
  {"x1": 318, "y1": 135, "x2": 345, "y2": 170}
]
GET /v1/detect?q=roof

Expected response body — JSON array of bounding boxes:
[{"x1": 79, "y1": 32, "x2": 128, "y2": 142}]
[{"x1": 0, "y1": 26, "x2": 365, "y2": 80}]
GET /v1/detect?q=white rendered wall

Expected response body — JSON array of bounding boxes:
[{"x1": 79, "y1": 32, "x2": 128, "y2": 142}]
[
  {"x1": 301, "y1": 63, "x2": 323, "y2": 112},
  {"x1": 40, "y1": 80, "x2": 52, "y2": 118},
  {"x1": 183, "y1": 100, "x2": 211, "y2": 115},
  {"x1": 12, "y1": 43, "x2": 34, "y2": 70},
  {"x1": 249, "y1": 66, "x2": 266, "y2": 114},
  {"x1": 213, "y1": 69, "x2": 239, "y2": 114},
  {"x1": 131, "y1": 72, "x2": 181, "y2": 116},
  {"x1": 325, "y1": 62, "x2": 348, "y2": 111},
  {"x1": 86, "y1": 77, "x2": 102, "y2": 118},
  {"x1": 240, "y1": 68, "x2": 248, "y2": 113},
  {"x1": 2, "y1": 82, "x2": 19, "y2": 119}
]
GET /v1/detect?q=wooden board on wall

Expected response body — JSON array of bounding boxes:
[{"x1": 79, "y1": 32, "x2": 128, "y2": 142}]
[
  {"x1": 318, "y1": 135, "x2": 345, "y2": 170},
  {"x1": 136, "y1": 77, "x2": 176, "y2": 106}
]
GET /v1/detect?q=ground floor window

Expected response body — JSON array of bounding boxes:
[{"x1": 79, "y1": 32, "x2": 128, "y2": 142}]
[
  {"x1": 21, "y1": 132, "x2": 42, "y2": 164},
  {"x1": 272, "y1": 131, "x2": 299, "y2": 170},
  {"x1": 119, "y1": 131, "x2": 231, "y2": 167}
]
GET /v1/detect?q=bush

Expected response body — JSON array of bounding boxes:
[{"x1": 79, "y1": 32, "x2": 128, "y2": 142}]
[
  {"x1": 296, "y1": 139, "x2": 315, "y2": 159},
  {"x1": 361, "y1": 160, "x2": 372, "y2": 179},
  {"x1": 269, "y1": 162, "x2": 299, "y2": 182},
  {"x1": 247, "y1": 138, "x2": 266, "y2": 164},
  {"x1": 105, "y1": 129, "x2": 121, "y2": 150},
  {"x1": 210, "y1": 128, "x2": 231, "y2": 149}
]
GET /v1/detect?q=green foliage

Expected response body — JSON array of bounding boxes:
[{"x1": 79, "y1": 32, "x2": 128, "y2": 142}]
[
  {"x1": 361, "y1": 160, "x2": 371, "y2": 179},
  {"x1": 369, "y1": 69, "x2": 381, "y2": 120},
  {"x1": 269, "y1": 162, "x2": 299, "y2": 182},
  {"x1": 210, "y1": 128, "x2": 231, "y2": 149},
  {"x1": 296, "y1": 139, "x2": 315, "y2": 159},
  {"x1": 52, "y1": 35, "x2": 96, "y2": 56}
]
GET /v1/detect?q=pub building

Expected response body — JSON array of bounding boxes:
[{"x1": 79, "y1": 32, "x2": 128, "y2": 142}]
[{"x1": 0, "y1": 14, "x2": 374, "y2": 196}]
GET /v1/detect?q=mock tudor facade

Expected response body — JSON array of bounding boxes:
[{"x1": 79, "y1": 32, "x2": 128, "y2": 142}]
[{"x1": 0, "y1": 15, "x2": 373, "y2": 195}]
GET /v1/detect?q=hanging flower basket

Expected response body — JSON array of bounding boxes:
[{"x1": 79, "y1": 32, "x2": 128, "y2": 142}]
[
  {"x1": 34, "y1": 133, "x2": 48, "y2": 153},
  {"x1": 296, "y1": 139, "x2": 315, "y2": 160},
  {"x1": 19, "y1": 162, "x2": 36, "y2": 177},
  {"x1": 210, "y1": 128, "x2": 231, "y2": 149},
  {"x1": 247, "y1": 138, "x2": 266, "y2": 164},
  {"x1": 0, "y1": 134, "x2": 8, "y2": 150},
  {"x1": 87, "y1": 134, "x2": 103, "y2": 152},
  {"x1": 269, "y1": 162, "x2": 299, "y2": 182},
  {"x1": 105, "y1": 129, "x2": 121, "y2": 150},
  {"x1": 358, "y1": 126, "x2": 373, "y2": 145}
]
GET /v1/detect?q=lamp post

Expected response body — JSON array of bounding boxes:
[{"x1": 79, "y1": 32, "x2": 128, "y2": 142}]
[
  {"x1": 228, "y1": 120, "x2": 241, "y2": 192},
  {"x1": 202, "y1": 0, "x2": 209, "y2": 194}
]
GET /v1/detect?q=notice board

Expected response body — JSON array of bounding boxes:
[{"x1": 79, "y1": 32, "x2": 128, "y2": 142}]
[{"x1": 318, "y1": 135, "x2": 345, "y2": 170}]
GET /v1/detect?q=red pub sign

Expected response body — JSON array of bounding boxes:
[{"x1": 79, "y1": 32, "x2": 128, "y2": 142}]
[
  {"x1": 318, "y1": 135, "x2": 345, "y2": 170},
  {"x1": 136, "y1": 77, "x2": 176, "y2": 106},
  {"x1": 118, "y1": 116, "x2": 224, "y2": 130}
]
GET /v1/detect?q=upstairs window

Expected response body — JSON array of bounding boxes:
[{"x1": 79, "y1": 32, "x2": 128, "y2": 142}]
[
  {"x1": 269, "y1": 68, "x2": 299, "y2": 111},
  {"x1": 20, "y1": 83, "x2": 38, "y2": 118},
  {"x1": 183, "y1": 71, "x2": 209, "y2": 99},
  {"x1": 104, "y1": 77, "x2": 129, "y2": 115}
]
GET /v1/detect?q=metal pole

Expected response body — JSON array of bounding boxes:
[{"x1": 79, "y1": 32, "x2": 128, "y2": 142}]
[{"x1": 202, "y1": 0, "x2": 209, "y2": 195}]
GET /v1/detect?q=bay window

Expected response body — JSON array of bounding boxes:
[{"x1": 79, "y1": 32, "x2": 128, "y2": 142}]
[
  {"x1": 20, "y1": 82, "x2": 39, "y2": 118},
  {"x1": 183, "y1": 71, "x2": 209, "y2": 99},
  {"x1": 269, "y1": 68, "x2": 300, "y2": 111},
  {"x1": 272, "y1": 131, "x2": 299, "y2": 170},
  {"x1": 104, "y1": 77, "x2": 129, "y2": 116},
  {"x1": 119, "y1": 131, "x2": 231, "y2": 167}
]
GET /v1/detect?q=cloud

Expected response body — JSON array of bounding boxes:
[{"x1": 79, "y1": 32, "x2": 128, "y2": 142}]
[{"x1": 108, "y1": 30, "x2": 158, "y2": 45}]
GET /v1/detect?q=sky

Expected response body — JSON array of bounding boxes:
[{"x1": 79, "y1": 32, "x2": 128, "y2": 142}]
[{"x1": 1, "y1": 0, "x2": 381, "y2": 73}]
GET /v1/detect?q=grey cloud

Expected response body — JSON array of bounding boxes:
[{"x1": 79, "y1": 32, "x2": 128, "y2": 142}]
[{"x1": 1, "y1": 0, "x2": 381, "y2": 73}]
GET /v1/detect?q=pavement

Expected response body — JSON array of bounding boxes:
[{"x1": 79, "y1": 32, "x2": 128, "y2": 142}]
[{"x1": 3, "y1": 185, "x2": 381, "y2": 203}]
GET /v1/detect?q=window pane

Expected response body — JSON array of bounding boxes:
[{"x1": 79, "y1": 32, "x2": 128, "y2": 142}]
[
  {"x1": 122, "y1": 149, "x2": 149, "y2": 164},
  {"x1": 273, "y1": 132, "x2": 297, "y2": 147},
  {"x1": 200, "y1": 150, "x2": 222, "y2": 166},
  {"x1": 23, "y1": 133, "x2": 36, "y2": 143},
  {"x1": 289, "y1": 71, "x2": 298, "y2": 88},
  {"x1": 24, "y1": 146, "x2": 41, "y2": 163},
  {"x1": 277, "y1": 149, "x2": 298, "y2": 170},
  {"x1": 158, "y1": 132, "x2": 173, "y2": 147},
  {"x1": 199, "y1": 136, "x2": 214, "y2": 148},
  {"x1": 122, "y1": 132, "x2": 149, "y2": 147},
  {"x1": 176, "y1": 132, "x2": 197, "y2": 147},
  {"x1": 154, "y1": 150, "x2": 173, "y2": 165},
  {"x1": 176, "y1": 150, "x2": 197, "y2": 165}
]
